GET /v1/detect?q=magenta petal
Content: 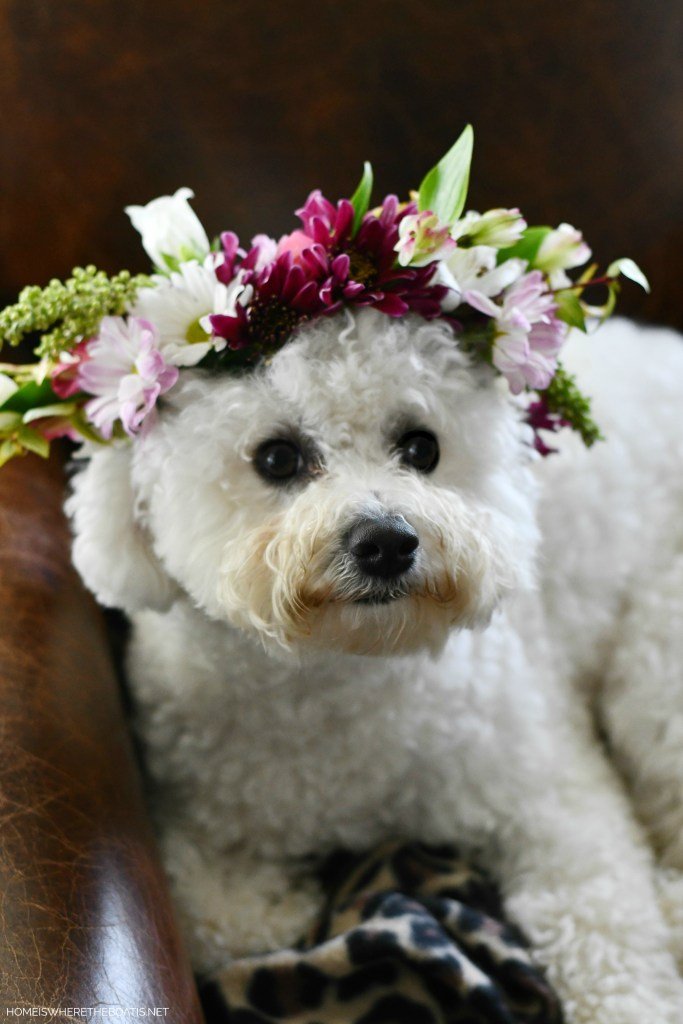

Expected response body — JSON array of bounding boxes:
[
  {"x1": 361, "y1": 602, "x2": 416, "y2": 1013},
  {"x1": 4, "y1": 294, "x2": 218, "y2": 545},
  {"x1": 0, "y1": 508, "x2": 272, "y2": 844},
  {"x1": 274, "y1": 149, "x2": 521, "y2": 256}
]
[
  {"x1": 374, "y1": 294, "x2": 409, "y2": 317},
  {"x1": 310, "y1": 216, "x2": 331, "y2": 245},
  {"x1": 331, "y1": 253, "x2": 350, "y2": 279},
  {"x1": 319, "y1": 279, "x2": 334, "y2": 305},
  {"x1": 333, "y1": 200, "x2": 354, "y2": 240},
  {"x1": 281, "y1": 264, "x2": 306, "y2": 302},
  {"x1": 220, "y1": 231, "x2": 240, "y2": 259},
  {"x1": 342, "y1": 281, "x2": 365, "y2": 299},
  {"x1": 215, "y1": 259, "x2": 235, "y2": 286},
  {"x1": 379, "y1": 194, "x2": 399, "y2": 226},
  {"x1": 300, "y1": 244, "x2": 330, "y2": 276},
  {"x1": 209, "y1": 313, "x2": 245, "y2": 342},
  {"x1": 291, "y1": 280, "x2": 320, "y2": 310}
]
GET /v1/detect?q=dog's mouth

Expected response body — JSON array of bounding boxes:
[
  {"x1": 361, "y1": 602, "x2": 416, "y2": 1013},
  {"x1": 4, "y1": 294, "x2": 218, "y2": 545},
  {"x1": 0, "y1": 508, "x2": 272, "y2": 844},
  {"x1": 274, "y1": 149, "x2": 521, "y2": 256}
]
[{"x1": 353, "y1": 592, "x2": 405, "y2": 606}]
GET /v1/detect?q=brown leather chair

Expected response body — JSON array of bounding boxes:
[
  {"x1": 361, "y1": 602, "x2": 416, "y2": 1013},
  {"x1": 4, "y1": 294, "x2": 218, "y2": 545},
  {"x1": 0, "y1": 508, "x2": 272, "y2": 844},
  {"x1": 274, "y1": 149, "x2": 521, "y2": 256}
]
[{"x1": 1, "y1": 0, "x2": 681, "y2": 1014}]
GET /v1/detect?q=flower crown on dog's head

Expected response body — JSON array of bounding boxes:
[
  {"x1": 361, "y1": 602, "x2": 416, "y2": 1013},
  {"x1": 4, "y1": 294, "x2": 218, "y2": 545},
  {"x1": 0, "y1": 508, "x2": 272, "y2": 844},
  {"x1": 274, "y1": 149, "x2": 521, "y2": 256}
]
[{"x1": 0, "y1": 126, "x2": 648, "y2": 465}]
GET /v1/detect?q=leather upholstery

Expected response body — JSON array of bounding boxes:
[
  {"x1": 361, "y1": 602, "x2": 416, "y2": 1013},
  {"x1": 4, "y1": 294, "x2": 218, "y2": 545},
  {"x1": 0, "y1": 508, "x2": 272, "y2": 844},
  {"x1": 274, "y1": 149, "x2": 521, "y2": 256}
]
[{"x1": 0, "y1": 454, "x2": 202, "y2": 1018}]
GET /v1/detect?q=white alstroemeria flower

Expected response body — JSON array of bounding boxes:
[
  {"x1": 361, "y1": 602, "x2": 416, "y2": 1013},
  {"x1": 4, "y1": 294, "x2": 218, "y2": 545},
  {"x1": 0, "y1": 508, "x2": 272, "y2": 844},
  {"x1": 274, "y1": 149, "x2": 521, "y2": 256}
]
[
  {"x1": 0, "y1": 373, "x2": 18, "y2": 406},
  {"x1": 535, "y1": 223, "x2": 591, "y2": 287},
  {"x1": 452, "y1": 208, "x2": 526, "y2": 249},
  {"x1": 132, "y1": 255, "x2": 233, "y2": 367},
  {"x1": 125, "y1": 187, "x2": 210, "y2": 270},
  {"x1": 436, "y1": 246, "x2": 527, "y2": 311},
  {"x1": 395, "y1": 211, "x2": 457, "y2": 267}
]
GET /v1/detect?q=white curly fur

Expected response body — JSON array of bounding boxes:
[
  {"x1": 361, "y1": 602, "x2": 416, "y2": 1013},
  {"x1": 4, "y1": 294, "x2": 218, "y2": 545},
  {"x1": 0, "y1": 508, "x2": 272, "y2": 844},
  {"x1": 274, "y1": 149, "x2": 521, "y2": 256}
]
[{"x1": 67, "y1": 309, "x2": 683, "y2": 1022}]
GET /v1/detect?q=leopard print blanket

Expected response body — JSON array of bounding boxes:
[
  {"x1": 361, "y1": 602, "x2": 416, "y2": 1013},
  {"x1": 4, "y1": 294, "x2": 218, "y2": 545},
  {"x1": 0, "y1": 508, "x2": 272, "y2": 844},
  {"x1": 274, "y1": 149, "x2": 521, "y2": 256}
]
[{"x1": 199, "y1": 842, "x2": 563, "y2": 1023}]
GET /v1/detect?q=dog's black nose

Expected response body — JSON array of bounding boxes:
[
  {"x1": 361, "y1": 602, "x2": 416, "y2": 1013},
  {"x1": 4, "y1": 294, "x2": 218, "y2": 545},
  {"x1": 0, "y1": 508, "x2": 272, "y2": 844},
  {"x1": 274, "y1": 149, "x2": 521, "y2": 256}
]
[{"x1": 347, "y1": 515, "x2": 419, "y2": 579}]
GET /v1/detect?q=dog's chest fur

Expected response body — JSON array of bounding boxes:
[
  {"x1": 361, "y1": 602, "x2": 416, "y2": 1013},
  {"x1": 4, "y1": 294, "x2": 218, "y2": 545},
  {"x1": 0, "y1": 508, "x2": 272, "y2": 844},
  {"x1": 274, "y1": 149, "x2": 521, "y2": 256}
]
[{"x1": 129, "y1": 597, "x2": 554, "y2": 861}]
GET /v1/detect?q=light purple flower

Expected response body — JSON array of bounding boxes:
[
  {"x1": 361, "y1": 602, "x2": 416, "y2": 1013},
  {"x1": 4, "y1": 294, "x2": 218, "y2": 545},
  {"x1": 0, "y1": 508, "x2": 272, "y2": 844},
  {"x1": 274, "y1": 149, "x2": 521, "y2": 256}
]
[
  {"x1": 465, "y1": 271, "x2": 566, "y2": 394},
  {"x1": 78, "y1": 317, "x2": 179, "y2": 438}
]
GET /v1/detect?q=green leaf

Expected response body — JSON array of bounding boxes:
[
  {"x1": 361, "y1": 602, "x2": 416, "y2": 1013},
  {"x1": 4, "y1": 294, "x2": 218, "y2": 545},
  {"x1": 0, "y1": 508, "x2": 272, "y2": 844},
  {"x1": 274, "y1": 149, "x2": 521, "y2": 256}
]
[
  {"x1": 17, "y1": 426, "x2": 50, "y2": 458},
  {"x1": 1, "y1": 378, "x2": 57, "y2": 414},
  {"x1": 497, "y1": 226, "x2": 551, "y2": 266},
  {"x1": 607, "y1": 257, "x2": 650, "y2": 293},
  {"x1": 0, "y1": 438, "x2": 22, "y2": 467},
  {"x1": 555, "y1": 289, "x2": 587, "y2": 332},
  {"x1": 23, "y1": 402, "x2": 77, "y2": 424},
  {"x1": 69, "y1": 409, "x2": 107, "y2": 444},
  {"x1": 350, "y1": 162, "x2": 373, "y2": 236},
  {"x1": 417, "y1": 125, "x2": 474, "y2": 225},
  {"x1": 0, "y1": 411, "x2": 22, "y2": 432}
]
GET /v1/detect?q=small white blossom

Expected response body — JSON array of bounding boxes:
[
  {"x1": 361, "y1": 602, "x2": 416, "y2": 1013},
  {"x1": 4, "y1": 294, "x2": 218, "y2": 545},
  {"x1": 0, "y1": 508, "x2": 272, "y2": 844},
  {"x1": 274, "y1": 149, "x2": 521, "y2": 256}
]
[
  {"x1": 125, "y1": 187, "x2": 210, "y2": 270},
  {"x1": 395, "y1": 211, "x2": 456, "y2": 267},
  {"x1": 436, "y1": 246, "x2": 526, "y2": 311},
  {"x1": 452, "y1": 208, "x2": 526, "y2": 249},
  {"x1": 535, "y1": 223, "x2": 591, "y2": 286}
]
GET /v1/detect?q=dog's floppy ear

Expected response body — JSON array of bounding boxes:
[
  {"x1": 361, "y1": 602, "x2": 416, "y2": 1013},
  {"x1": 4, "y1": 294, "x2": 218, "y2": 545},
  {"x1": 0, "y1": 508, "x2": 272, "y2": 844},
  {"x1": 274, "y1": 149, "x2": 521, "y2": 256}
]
[{"x1": 66, "y1": 445, "x2": 178, "y2": 614}]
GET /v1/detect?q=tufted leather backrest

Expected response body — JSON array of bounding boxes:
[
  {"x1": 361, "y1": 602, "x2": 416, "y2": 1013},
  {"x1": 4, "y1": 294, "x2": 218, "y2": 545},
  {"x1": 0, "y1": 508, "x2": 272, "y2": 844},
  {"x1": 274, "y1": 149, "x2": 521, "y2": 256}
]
[{"x1": 1, "y1": 0, "x2": 682, "y2": 326}]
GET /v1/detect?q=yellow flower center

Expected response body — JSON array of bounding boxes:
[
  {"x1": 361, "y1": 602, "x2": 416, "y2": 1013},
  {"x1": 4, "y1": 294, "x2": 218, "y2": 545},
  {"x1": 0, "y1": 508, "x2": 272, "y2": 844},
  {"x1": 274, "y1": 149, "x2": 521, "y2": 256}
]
[{"x1": 185, "y1": 317, "x2": 210, "y2": 345}]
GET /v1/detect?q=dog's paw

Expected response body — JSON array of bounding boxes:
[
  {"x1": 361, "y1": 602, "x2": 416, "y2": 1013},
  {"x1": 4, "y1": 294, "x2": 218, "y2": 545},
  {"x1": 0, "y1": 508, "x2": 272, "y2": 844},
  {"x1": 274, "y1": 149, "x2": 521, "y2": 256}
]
[{"x1": 160, "y1": 832, "x2": 324, "y2": 975}]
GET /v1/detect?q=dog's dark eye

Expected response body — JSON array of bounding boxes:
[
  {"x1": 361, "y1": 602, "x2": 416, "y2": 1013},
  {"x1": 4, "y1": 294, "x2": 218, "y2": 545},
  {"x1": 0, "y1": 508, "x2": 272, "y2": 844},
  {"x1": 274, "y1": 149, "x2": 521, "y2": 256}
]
[
  {"x1": 254, "y1": 439, "x2": 303, "y2": 483},
  {"x1": 396, "y1": 430, "x2": 440, "y2": 473}
]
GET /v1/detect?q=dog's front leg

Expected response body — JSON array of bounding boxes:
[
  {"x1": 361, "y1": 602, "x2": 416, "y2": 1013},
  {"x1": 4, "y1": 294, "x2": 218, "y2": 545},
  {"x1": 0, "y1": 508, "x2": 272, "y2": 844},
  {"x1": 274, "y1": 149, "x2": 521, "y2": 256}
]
[
  {"x1": 158, "y1": 828, "x2": 323, "y2": 976},
  {"x1": 485, "y1": 713, "x2": 683, "y2": 1023}
]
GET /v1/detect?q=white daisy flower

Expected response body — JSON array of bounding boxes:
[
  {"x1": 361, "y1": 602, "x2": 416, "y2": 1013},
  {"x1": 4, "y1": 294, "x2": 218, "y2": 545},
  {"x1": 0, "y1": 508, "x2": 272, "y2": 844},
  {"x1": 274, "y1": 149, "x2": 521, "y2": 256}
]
[{"x1": 131, "y1": 256, "x2": 234, "y2": 367}]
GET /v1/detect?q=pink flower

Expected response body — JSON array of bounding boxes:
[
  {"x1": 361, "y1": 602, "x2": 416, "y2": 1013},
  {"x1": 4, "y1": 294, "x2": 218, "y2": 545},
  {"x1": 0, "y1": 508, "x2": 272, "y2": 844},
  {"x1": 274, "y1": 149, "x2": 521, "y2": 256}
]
[
  {"x1": 465, "y1": 271, "x2": 566, "y2": 394},
  {"x1": 78, "y1": 317, "x2": 179, "y2": 438},
  {"x1": 51, "y1": 340, "x2": 91, "y2": 398},
  {"x1": 31, "y1": 414, "x2": 80, "y2": 442},
  {"x1": 276, "y1": 230, "x2": 317, "y2": 261}
]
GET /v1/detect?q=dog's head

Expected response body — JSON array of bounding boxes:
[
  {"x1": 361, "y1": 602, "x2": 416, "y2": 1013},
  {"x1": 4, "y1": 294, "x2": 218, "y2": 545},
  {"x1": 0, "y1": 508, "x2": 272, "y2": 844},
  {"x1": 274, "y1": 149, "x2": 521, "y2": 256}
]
[{"x1": 67, "y1": 309, "x2": 538, "y2": 656}]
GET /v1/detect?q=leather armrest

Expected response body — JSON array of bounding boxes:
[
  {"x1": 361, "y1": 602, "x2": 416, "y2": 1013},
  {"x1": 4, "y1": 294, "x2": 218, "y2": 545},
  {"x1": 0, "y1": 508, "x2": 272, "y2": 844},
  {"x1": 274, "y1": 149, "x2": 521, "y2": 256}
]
[{"x1": 0, "y1": 454, "x2": 203, "y2": 1020}]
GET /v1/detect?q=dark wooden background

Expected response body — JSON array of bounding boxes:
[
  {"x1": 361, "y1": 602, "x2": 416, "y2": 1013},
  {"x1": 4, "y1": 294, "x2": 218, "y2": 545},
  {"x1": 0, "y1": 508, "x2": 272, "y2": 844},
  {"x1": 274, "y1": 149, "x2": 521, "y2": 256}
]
[{"x1": 1, "y1": 0, "x2": 682, "y2": 326}]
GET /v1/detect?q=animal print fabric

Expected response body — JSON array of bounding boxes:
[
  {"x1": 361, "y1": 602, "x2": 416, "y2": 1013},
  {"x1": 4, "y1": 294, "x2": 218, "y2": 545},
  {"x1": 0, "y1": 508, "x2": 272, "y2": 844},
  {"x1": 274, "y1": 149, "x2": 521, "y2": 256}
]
[{"x1": 199, "y1": 842, "x2": 562, "y2": 1023}]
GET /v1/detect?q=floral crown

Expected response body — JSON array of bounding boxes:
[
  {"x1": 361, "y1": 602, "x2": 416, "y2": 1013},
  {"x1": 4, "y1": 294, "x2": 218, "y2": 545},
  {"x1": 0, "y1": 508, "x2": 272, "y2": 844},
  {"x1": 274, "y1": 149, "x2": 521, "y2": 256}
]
[{"x1": 0, "y1": 126, "x2": 648, "y2": 465}]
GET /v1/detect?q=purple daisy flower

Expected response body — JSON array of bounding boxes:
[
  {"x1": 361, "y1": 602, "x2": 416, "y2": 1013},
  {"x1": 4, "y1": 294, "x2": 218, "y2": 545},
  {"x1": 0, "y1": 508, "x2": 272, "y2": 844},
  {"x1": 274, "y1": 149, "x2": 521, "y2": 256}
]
[
  {"x1": 207, "y1": 191, "x2": 450, "y2": 358},
  {"x1": 78, "y1": 316, "x2": 178, "y2": 438}
]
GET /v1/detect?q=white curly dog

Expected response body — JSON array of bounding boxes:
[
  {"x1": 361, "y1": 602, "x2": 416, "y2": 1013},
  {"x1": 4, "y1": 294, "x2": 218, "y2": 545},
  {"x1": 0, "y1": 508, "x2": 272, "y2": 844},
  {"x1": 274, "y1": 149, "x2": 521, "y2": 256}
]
[{"x1": 68, "y1": 308, "x2": 683, "y2": 1023}]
